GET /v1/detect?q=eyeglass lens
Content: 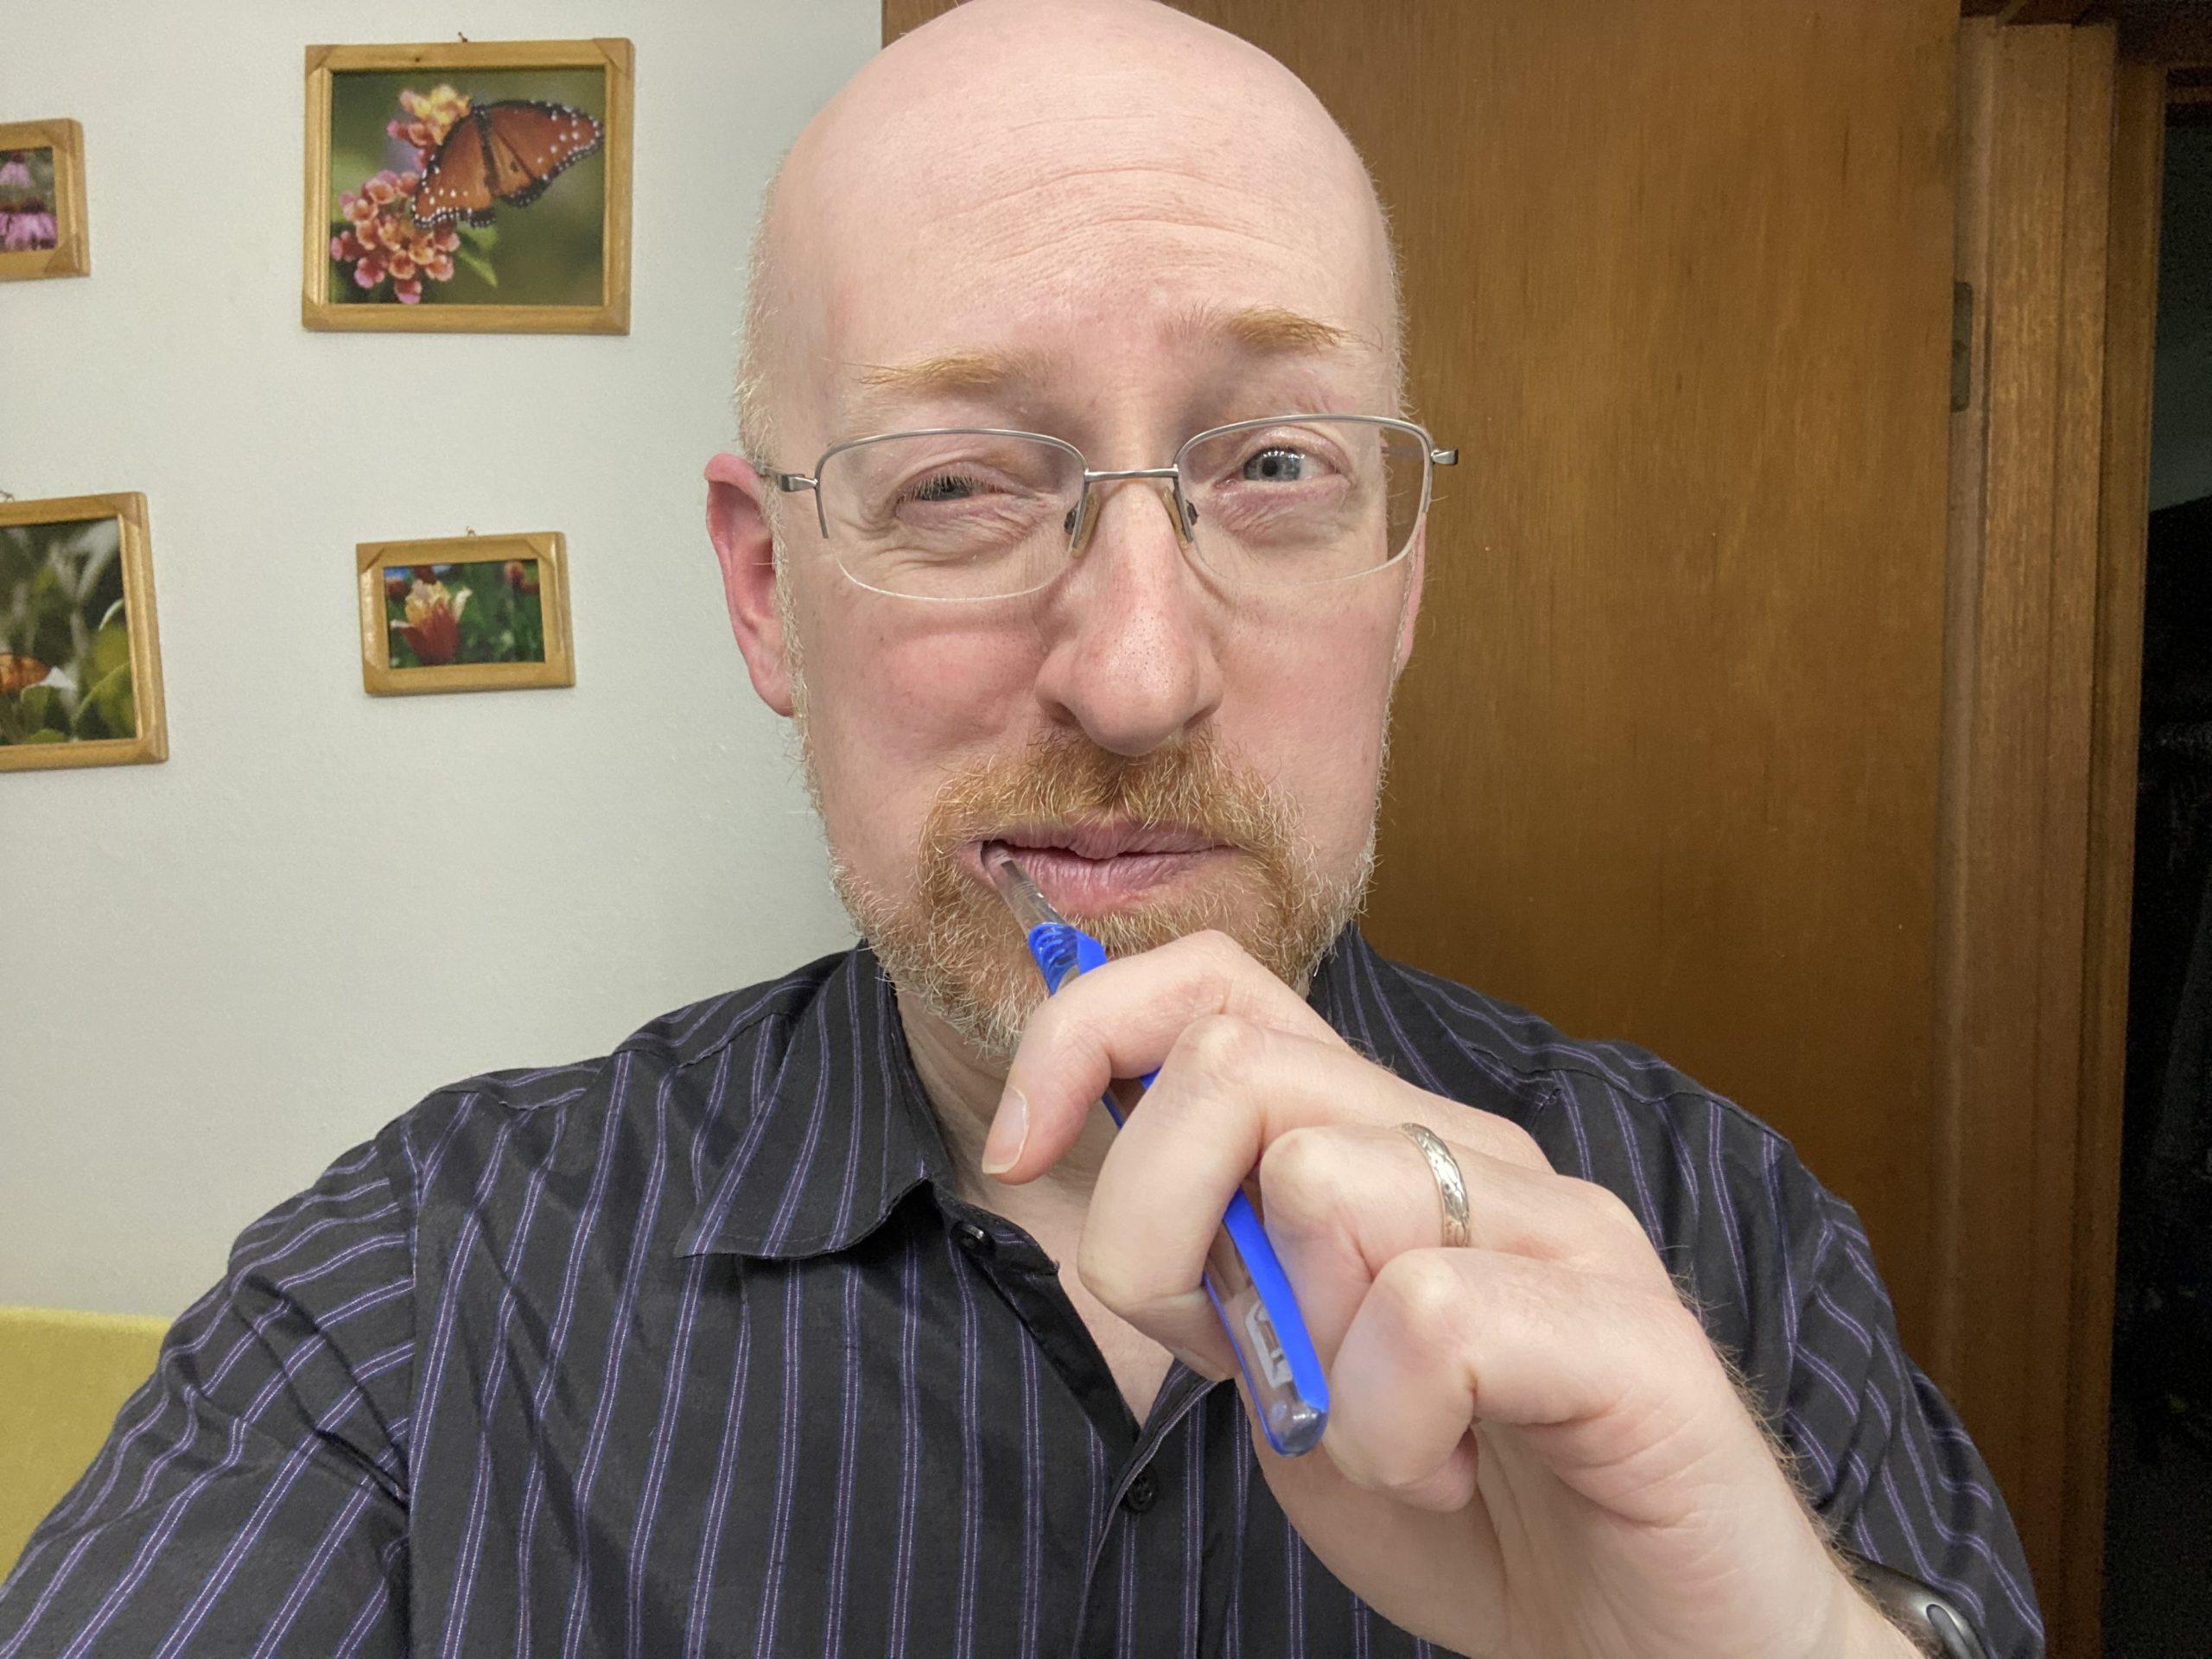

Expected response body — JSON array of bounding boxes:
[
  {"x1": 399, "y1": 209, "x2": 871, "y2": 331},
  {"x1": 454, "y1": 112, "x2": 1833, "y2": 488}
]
[{"x1": 814, "y1": 417, "x2": 1430, "y2": 600}]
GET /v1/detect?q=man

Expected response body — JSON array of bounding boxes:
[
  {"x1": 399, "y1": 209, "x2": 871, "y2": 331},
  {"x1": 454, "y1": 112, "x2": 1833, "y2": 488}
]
[{"x1": 0, "y1": 2, "x2": 2039, "y2": 1655}]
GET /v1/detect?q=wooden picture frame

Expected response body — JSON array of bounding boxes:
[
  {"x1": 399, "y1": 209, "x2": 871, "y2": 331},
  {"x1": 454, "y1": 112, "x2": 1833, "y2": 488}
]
[
  {"x1": 0, "y1": 493, "x2": 166, "y2": 772},
  {"x1": 302, "y1": 38, "x2": 632, "y2": 334},
  {"x1": 0, "y1": 118, "x2": 90, "y2": 282},
  {"x1": 358, "y1": 531, "x2": 575, "y2": 696}
]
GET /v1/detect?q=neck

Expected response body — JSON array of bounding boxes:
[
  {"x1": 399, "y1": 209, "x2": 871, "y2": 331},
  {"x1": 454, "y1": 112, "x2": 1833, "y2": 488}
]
[{"x1": 895, "y1": 982, "x2": 1118, "y2": 1212}]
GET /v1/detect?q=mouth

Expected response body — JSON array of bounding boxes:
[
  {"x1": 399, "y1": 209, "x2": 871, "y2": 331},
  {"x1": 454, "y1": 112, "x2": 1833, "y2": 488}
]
[{"x1": 962, "y1": 822, "x2": 1232, "y2": 912}]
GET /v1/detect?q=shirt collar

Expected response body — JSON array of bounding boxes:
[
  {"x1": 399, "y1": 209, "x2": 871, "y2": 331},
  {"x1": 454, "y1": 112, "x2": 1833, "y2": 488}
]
[
  {"x1": 676, "y1": 944, "x2": 949, "y2": 1261},
  {"x1": 676, "y1": 923, "x2": 1525, "y2": 1262}
]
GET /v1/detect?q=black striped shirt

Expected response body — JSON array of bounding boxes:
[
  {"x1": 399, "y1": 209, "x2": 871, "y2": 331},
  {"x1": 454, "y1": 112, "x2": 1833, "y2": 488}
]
[{"x1": 0, "y1": 928, "x2": 2042, "y2": 1657}]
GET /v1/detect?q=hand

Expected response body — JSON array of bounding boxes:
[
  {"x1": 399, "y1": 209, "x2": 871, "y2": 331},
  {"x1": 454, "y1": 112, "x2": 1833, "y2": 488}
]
[{"x1": 987, "y1": 931, "x2": 1913, "y2": 1659}]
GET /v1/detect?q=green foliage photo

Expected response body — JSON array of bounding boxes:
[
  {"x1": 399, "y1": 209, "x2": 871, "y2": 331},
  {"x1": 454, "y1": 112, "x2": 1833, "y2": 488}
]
[{"x1": 0, "y1": 518, "x2": 134, "y2": 747}]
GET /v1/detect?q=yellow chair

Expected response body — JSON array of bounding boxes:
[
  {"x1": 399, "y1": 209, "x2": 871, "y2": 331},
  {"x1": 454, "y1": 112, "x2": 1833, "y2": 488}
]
[{"x1": 0, "y1": 1305, "x2": 169, "y2": 1580}]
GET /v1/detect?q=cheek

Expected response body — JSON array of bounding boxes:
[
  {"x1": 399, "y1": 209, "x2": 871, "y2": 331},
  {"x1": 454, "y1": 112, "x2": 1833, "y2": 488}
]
[
  {"x1": 803, "y1": 602, "x2": 1045, "y2": 873},
  {"x1": 1223, "y1": 594, "x2": 1402, "y2": 852},
  {"x1": 814, "y1": 614, "x2": 1040, "y2": 755}
]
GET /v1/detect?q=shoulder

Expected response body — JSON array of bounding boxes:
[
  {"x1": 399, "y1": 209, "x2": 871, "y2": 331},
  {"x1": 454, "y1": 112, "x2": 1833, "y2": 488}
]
[{"x1": 369, "y1": 948, "x2": 854, "y2": 1223}]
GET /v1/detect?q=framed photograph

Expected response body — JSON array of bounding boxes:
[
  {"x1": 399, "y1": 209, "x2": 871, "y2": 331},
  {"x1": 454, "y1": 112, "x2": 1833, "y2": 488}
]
[
  {"x1": 0, "y1": 493, "x2": 166, "y2": 772},
  {"x1": 0, "y1": 118, "x2": 90, "y2": 282},
  {"x1": 302, "y1": 39, "x2": 632, "y2": 334},
  {"x1": 358, "y1": 531, "x2": 575, "y2": 696}
]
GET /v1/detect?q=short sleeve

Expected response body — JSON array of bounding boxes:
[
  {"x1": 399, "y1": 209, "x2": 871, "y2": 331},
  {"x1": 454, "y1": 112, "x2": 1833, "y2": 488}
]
[
  {"x1": 0, "y1": 1135, "x2": 416, "y2": 1656},
  {"x1": 1785, "y1": 1192, "x2": 2045, "y2": 1659}
]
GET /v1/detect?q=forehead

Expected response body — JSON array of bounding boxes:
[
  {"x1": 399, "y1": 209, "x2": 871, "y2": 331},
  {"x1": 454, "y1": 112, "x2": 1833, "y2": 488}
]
[{"x1": 785, "y1": 99, "x2": 1395, "y2": 437}]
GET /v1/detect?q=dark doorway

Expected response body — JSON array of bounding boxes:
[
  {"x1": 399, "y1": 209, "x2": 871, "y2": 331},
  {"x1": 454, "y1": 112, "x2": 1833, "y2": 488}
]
[{"x1": 2104, "y1": 111, "x2": 2212, "y2": 1659}]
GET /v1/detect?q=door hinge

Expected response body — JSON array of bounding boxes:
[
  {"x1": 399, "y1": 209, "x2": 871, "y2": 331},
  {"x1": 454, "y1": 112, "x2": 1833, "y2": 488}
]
[{"x1": 1951, "y1": 280, "x2": 1974, "y2": 413}]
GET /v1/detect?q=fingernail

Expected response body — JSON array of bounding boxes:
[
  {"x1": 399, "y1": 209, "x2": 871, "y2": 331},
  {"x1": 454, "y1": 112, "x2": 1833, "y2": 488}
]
[{"x1": 980, "y1": 1085, "x2": 1028, "y2": 1176}]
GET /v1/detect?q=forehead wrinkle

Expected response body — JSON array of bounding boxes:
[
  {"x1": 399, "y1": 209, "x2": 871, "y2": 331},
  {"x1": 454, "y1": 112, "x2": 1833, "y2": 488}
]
[
  {"x1": 831, "y1": 301, "x2": 1377, "y2": 435},
  {"x1": 922, "y1": 156, "x2": 1330, "y2": 258}
]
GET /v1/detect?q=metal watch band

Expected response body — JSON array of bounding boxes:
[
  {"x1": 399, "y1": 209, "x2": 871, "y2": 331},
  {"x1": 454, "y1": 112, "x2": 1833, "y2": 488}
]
[{"x1": 1840, "y1": 1550, "x2": 1991, "y2": 1659}]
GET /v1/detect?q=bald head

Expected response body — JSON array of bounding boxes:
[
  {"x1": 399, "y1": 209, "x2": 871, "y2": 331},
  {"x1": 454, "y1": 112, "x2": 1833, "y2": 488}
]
[{"x1": 734, "y1": 0, "x2": 1402, "y2": 469}]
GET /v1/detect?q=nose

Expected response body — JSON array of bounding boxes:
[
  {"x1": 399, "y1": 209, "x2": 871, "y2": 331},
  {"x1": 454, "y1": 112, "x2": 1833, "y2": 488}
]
[{"x1": 1031, "y1": 475, "x2": 1224, "y2": 758}]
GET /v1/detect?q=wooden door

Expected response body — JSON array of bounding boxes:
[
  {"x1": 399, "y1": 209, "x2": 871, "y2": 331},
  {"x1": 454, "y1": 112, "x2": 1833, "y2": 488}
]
[
  {"x1": 888, "y1": 0, "x2": 1986, "y2": 1602},
  {"x1": 1244, "y1": 0, "x2": 1961, "y2": 1348}
]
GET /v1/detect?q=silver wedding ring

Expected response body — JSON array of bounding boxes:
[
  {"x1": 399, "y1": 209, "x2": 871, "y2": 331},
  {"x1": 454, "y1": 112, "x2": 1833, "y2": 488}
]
[{"x1": 1398, "y1": 1122, "x2": 1471, "y2": 1249}]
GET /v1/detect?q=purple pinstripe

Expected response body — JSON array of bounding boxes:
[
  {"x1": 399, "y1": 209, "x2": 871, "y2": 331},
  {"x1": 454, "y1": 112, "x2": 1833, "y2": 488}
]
[
  {"x1": 503, "y1": 1065, "x2": 632, "y2": 1659},
  {"x1": 682, "y1": 1306, "x2": 755, "y2": 1659},
  {"x1": 429, "y1": 1114, "x2": 557, "y2": 1656},
  {"x1": 554, "y1": 1069, "x2": 682, "y2": 1659}
]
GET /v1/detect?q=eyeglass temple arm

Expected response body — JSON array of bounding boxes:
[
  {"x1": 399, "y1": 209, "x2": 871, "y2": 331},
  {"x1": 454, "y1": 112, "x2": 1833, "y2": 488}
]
[{"x1": 750, "y1": 464, "x2": 817, "y2": 493}]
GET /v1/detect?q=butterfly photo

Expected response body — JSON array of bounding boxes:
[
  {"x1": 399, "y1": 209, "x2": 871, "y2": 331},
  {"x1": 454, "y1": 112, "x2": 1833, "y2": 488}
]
[
  {"x1": 305, "y1": 41, "x2": 632, "y2": 334},
  {"x1": 410, "y1": 100, "x2": 605, "y2": 229}
]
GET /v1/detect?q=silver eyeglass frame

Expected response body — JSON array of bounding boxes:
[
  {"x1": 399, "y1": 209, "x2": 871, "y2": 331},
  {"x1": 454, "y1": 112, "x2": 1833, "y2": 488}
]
[{"x1": 757, "y1": 413, "x2": 1458, "y2": 600}]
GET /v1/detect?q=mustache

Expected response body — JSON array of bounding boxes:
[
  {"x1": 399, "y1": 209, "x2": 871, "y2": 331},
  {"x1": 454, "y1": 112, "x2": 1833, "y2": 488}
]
[{"x1": 917, "y1": 727, "x2": 1294, "y2": 863}]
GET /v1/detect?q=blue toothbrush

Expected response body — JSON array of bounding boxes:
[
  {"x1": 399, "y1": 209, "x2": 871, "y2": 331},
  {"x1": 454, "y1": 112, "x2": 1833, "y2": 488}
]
[{"x1": 982, "y1": 840, "x2": 1331, "y2": 1457}]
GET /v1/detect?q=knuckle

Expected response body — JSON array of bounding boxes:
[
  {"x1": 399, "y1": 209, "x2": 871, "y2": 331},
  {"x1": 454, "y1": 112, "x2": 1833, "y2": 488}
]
[
  {"x1": 1257, "y1": 1126, "x2": 1357, "y2": 1233},
  {"x1": 1171, "y1": 1011, "x2": 1266, "y2": 1085},
  {"x1": 1489, "y1": 1118, "x2": 1548, "y2": 1171},
  {"x1": 1380, "y1": 1453, "x2": 1473, "y2": 1511},
  {"x1": 1186, "y1": 927, "x2": 1249, "y2": 972},
  {"x1": 1007, "y1": 990, "x2": 1079, "y2": 1065},
  {"x1": 1372, "y1": 1248, "x2": 1466, "y2": 1336},
  {"x1": 1567, "y1": 1177, "x2": 1646, "y2": 1244}
]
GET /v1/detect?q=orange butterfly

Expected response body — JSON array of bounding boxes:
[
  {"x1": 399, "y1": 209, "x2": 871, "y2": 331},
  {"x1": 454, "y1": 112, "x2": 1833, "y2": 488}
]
[
  {"x1": 410, "y1": 101, "x2": 603, "y2": 228},
  {"x1": 0, "y1": 653, "x2": 52, "y2": 695}
]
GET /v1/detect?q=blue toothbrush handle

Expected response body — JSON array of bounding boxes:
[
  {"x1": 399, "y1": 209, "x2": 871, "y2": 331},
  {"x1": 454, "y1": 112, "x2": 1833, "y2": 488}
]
[
  {"x1": 1090, "y1": 1077, "x2": 1328, "y2": 1456},
  {"x1": 1042, "y1": 924, "x2": 1330, "y2": 1457}
]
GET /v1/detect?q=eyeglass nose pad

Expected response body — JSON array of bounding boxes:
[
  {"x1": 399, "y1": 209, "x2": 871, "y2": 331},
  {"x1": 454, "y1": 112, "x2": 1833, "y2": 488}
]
[{"x1": 1065, "y1": 480, "x2": 1196, "y2": 560}]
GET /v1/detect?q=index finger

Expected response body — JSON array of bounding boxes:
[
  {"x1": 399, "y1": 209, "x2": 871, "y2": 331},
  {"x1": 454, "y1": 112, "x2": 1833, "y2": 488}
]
[{"x1": 988, "y1": 928, "x2": 1343, "y2": 1183}]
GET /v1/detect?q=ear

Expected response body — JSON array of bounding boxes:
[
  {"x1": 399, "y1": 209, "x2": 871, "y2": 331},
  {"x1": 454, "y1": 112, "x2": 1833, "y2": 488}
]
[
  {"x1": 705, "y1": 451, "x2": 796, "y2": 717},
  {"x1": 1390, "y1": 519, "x2": 1427, "y2": 683}
]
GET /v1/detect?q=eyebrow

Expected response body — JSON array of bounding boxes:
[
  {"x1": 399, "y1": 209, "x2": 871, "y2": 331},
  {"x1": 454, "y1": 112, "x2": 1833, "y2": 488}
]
[{"x1": 836, "y1": 302, "x2": 1370, "y2": 427}]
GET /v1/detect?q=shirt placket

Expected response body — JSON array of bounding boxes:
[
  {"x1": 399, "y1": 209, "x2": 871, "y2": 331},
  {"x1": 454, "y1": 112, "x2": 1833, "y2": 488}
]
[
  {"x1": 1070, "y1": 1368, "x2": 1218, "y2": 1659},
  {"x1": 937, "y1": 1194, "x2": 1228, "y2": 1659}
]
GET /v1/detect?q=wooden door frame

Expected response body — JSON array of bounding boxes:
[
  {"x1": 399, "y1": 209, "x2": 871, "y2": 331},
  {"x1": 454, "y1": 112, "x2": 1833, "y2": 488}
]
[{"x1": 1944, "y1": 7, "x2": 2204, "y2": 1654}]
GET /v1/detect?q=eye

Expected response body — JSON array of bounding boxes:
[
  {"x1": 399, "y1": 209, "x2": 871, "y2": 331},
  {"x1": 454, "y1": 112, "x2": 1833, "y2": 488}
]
[
  {"x1": 1241, "y1": 445, "x2": 1312, "y2": 483},
  {"x1": 909, "y1": 469, "x2": 992, "y2": 505}
]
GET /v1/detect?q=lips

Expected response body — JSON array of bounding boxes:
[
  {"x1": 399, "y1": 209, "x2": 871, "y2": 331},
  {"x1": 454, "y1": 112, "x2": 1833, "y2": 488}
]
[
  {"x1": 987, "y1": 821, "x2": 1222, "y2": 861},
  {"x1": 966, "y1": 822, "x2": 1230, "y2": 909}
]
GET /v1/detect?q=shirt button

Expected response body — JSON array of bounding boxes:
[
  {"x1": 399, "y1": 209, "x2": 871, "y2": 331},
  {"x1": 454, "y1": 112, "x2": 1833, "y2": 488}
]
[
  {"x1": 1122, "y1": 1469, "x2": 1159, "y2": 1514},
  {"x1": 955, "y1": 1220, "x2": 995, "y2": 1257}
]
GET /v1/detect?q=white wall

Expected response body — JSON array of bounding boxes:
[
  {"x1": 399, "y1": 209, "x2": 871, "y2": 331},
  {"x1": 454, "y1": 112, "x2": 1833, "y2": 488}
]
[{"x1": 0, "y1": 1, "x2": 877, "y2": 1318}]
